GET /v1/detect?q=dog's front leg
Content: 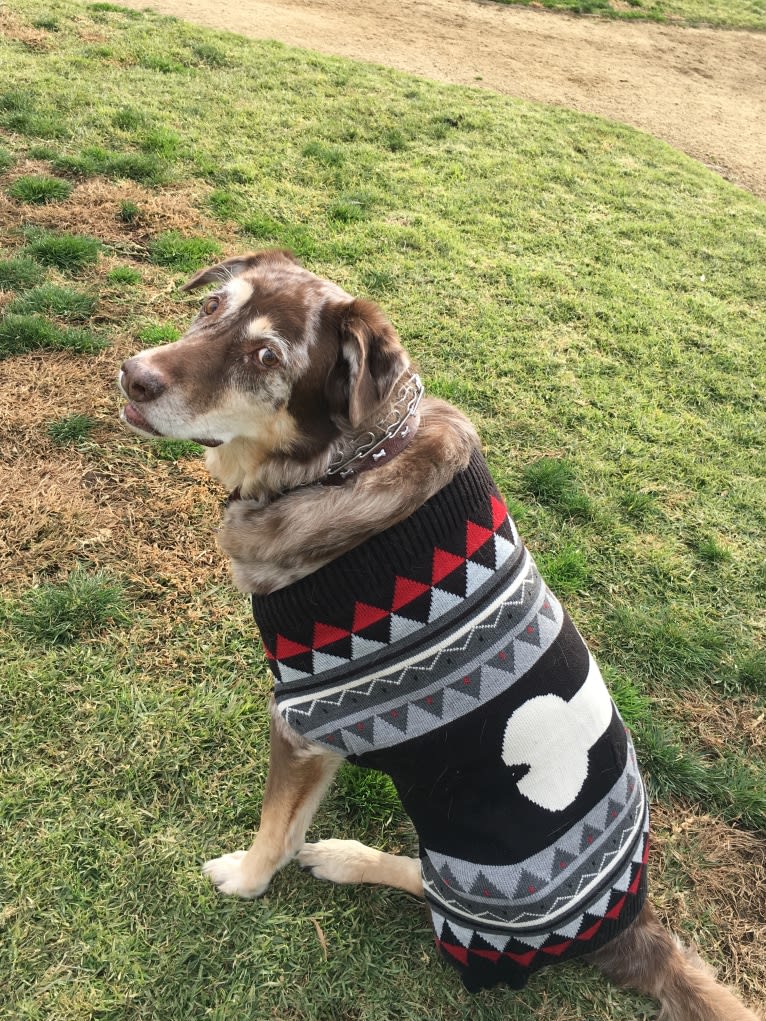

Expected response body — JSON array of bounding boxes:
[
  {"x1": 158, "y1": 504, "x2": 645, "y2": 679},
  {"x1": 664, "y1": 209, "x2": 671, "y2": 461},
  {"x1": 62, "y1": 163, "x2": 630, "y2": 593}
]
[{"x1": 203, "y1": 701, "x2": 342, "y2": 898}]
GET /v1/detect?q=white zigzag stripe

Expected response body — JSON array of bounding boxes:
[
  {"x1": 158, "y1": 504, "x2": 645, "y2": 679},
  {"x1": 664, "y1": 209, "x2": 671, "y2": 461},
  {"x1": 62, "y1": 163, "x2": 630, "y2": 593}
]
[
  {"x1": 422, "y1": 792, "x2": 647, "y2": 931},
  {"x1": 279, "y1": 551, "x2": 539, "y2": 717}
]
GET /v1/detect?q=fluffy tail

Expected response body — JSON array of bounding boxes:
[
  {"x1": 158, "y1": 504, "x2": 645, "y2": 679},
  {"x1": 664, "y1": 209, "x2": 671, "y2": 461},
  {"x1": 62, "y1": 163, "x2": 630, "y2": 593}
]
[{"x1": 588, "y1": 903, "x2": 761, "y2": 1021}]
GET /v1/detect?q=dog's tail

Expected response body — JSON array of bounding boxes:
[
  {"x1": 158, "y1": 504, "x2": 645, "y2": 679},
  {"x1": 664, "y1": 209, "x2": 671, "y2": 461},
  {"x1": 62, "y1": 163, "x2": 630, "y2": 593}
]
[{"x1": 588, "y1": 903, "x2": 761, "y2": 1021}]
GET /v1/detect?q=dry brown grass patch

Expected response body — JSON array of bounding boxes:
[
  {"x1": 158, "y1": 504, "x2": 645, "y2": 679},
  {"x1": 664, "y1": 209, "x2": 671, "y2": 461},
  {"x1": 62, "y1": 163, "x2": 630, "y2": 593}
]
[
  {"x1": 657, "y1": 689, "x2": 765, "y2": 757},
  {"x1": 0, "y1": 342, "x2": 228, "y2": 600},
  {"x1": 651, "y1": 802, "x2": 766, "y2": 1007},
  {"x1": 0, "y1": 8, "x2": 53, "y2": 50},
  {"x1": 20, "y1": 178, "x2": 225, "y2": 248}
]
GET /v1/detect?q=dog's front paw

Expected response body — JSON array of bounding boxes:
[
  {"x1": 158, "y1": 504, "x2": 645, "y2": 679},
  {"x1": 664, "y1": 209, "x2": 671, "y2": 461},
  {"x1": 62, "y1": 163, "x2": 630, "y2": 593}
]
[
  {"x1": 202, "y1": 851, "x2": 269, "y2": 899},
  {"x1": 298, "y1": 839, "x2": 376, "y2": 885}
]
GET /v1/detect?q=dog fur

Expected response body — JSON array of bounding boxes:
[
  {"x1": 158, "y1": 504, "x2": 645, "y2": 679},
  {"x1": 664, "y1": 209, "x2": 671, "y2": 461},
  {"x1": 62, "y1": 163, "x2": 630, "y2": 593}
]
[{"x1": 119, "y1": 250, "x2": 759, "y2": 1020}]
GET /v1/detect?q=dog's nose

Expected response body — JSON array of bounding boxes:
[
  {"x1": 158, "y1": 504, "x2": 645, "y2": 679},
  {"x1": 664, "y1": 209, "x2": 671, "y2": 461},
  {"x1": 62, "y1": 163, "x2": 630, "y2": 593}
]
[{"x1": 121, "y1": 357, "x2": 167, "y2": 403}]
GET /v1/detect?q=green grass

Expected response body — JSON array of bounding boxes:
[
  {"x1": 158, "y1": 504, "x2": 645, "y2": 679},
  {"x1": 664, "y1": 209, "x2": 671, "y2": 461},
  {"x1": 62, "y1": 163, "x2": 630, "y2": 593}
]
[
  {"x1": 118, "y1": 199, "x2": 142, "y2": 223},
  {"x1": 137, "y1": 323, "x2": 181, "y2": 345},
  {"x1": 11, "y1": 568, "x2": 127, "y2": 645},
  {"x1": 107, "y1": 264, "x2": 142, "y2": 284},
  {"x1": 7, "y1": 174, "x2": 73, "y2": 204},
  {"x1": 7, "y1": 283, "x2": 96, "y2": 319},
  {"x1": 148, "y1": 230, "x2": 222, "y2": 272},
  {"x1": 0, "y1": 313, "x2": 105, "y2": 357},
  {"x1": 520, "y1": 457, "x2": 594, "y2": 520},
  {"x1": 47, "y1": 414, "x2": 98, "y2": 444},
  {"x1": 32, "y1": 12, "x2": 61, "y2": 31},
  {"x1": 23, "y1": 230, "x2": 101, "y2": 272},
  {"x1": 52, "y1": 146, "x2": 171, "y2": 185},
  {"x1": 0, "y1": 1, "x2": 764, "y2": 1019},
  {"x1": 495, "y1": 0, "x2": 766, "y2": 29},
  {"x1": 0, "y1": 256, "x2": 42, "y2": 291}
]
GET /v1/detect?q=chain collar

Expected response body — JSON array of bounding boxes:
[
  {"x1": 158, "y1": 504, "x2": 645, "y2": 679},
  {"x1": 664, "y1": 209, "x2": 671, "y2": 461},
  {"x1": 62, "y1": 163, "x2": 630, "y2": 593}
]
[
  {"x1": 324, "y1": 373, "x2": 424, "y2": 482},
  {"x1": 226, "y1": 373, "x2": 424, "y2": 504}
]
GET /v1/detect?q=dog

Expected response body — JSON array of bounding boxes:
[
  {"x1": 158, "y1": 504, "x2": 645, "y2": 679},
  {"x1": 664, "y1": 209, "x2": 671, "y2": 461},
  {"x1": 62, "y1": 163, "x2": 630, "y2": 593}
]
[{"x1": 119, "y1": 249, "x2": 759, "y2": 1018}]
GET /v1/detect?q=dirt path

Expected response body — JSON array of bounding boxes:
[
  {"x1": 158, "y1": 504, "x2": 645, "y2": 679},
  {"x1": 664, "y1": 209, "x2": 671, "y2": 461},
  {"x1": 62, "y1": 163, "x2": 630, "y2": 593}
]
[{"x1": 122, "y1": 0, "x2": 765, "y2": 199}]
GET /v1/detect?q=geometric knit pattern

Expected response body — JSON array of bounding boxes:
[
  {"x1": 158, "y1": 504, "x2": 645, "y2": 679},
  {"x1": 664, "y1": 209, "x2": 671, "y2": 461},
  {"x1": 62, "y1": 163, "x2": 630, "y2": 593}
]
[{"x1": 252, "y1": 450, "x2": 649, "y2": 993}]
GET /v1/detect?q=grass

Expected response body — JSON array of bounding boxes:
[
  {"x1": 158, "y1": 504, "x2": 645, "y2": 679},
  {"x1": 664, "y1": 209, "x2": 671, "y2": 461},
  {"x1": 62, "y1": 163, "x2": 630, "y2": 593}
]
[
  {"x1": 0, "y1": 0, "x2": 764, "y2": 1018},
  {"x1": 137, "y1": 323, "x2": 181, "y2": 345},
  {"x1": 148, "y1": 230, "x2": 222, "y2": 271},
  {"x1": 23, "y1": 230, "x2": 101, "y2": 272},
  {"x1": 7, "y1": 283, "x2": 96, "y2": 319},
  {"x1": 495, "y1": 0, "x2": 766, "y2": 29},
  {"x1": 0, "y1": 256, "x2": 42, "y2": 291},
  {"x1": 7, "y1": 174, "x2": 72, "y2": 204},
  {"x1": 52, "y1": 146, "x2": 171, "y2": 185},
  {"x1": 107, "y1": 265, "x2": 142, "y2": 284},
  {"x1": 11, "y1": 567, "x2": 127, "y2": 645},
  {"x1": 47, "y1": 413, "x2": 98, "y2": 444},
  {"x1": 520, "y1": 457, "x2": 594, "y2": 520},
  {"x1": 0, "y1": 313, "x2": 106, "y2": 357}
]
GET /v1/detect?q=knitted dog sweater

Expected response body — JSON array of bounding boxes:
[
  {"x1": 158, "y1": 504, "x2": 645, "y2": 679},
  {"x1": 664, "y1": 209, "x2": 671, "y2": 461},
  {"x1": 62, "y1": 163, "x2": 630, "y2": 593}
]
[{"x1": 251, "y1": 451, "x2": 649, "y2": 993}]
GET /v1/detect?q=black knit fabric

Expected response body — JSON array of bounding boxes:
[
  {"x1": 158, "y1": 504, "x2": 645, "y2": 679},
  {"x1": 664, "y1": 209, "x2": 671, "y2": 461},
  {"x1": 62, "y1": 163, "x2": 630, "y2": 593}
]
[{"x1": 252, "y1": 451, "x2": 649, "y2": 992}]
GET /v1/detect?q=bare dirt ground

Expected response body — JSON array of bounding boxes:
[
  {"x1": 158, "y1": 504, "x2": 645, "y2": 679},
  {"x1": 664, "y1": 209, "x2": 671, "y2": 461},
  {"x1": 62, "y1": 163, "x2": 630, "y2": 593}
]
[{"x1": 119, "y1": 0, "x2": 766, "y2": 199}]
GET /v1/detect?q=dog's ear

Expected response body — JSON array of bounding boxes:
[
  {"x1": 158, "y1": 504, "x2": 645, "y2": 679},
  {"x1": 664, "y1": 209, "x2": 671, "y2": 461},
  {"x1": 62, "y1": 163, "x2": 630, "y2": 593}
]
[
  {"x1": 180, "y1": 250, "x2": 300, "y2": 292},
  {"x1": 325, "y1": 299, "x2": 409, "y2": 428}
]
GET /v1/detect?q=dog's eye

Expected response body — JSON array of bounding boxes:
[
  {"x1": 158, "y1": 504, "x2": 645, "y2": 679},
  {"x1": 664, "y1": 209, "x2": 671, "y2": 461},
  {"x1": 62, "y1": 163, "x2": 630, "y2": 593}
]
[
  {"x1": 257, "y1": 347, "x2": 279, "y2": 368},
  {"x1": 203, "y1": 296, "x2": 220, "y2": 315}
]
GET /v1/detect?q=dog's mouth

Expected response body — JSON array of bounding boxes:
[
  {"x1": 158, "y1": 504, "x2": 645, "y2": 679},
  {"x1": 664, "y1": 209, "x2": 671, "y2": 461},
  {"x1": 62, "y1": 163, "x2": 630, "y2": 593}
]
[
  {"x1": 119, "y1": 401, "x2": 222, "y2": 448},
  {"x1": 120, "y1": 401, "x2": 164, "y2": 437}
]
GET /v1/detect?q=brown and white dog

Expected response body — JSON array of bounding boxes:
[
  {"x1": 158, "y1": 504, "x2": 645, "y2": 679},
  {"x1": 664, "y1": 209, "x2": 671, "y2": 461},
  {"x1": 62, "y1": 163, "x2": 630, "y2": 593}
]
[{"x1": 119, "y1": 250, "x2": 758, "y2": 1020}]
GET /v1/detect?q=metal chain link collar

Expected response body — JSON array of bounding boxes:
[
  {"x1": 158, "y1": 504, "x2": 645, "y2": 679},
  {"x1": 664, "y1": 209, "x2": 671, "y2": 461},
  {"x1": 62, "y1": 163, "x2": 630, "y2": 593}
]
[{"x1": 325, "y1": 373, "x2": 425, "y2": 481}]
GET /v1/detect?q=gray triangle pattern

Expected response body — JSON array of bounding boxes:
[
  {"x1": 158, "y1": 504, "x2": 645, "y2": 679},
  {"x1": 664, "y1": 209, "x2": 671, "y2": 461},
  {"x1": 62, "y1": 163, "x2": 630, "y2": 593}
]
[
  {"x1": 448, "y1": 673, "x2": 482, "y2": 700},
  {"x1": 516, "y1": 618, "x2": 542, "y2": 647},
  {"x1": 352, "y1": 634, "x2": 388, "y2": 658},
  {"x1": 318, "y1": 729, "x2": 348, "y2": 752},
  {"x1": 278, "y1": 664, "x2": 313, "y2": 684},
  {"x1": 469, "y1": 872, "x2": 506, "y2": 900},
  {"x1": 493, "y1": 533, "x2": 516, "y2": 569},
  {"x1": 446, "y1": 920, "x2": 476, "y2": 948},
  {"x1": 379, "y1": 703, "x2": 409, "y2": 732},
  {"x1": 465, "y1": 561, "x2": 495, "y2": 596},
  {"x1": 412, "y1": 688, "x2": 445, "y2": 717},
  {"x1": 389, "y1": 613, "x2": 425, "y2": 641},
  {"x1": 341, "y1": 719, "x2": 376, "y2": 755},
  {"x1": 428, "y1": 586, "x2": 465, "y2": 622},
  {"x1": 604, "y1": 798, "x2": 624, "y2": 828},
  {"x1": 513, "y1": 868, "x2": 548, "y2": 901},
  {"x1": 313, "y1": 650, "x2": 349, "y2": 673},
  {"x1": 439, "y1": 861, "x2": 463, "y2": 891},
  {"x1": 539, "y1": 594, "x2": 557, "y2": 621}
]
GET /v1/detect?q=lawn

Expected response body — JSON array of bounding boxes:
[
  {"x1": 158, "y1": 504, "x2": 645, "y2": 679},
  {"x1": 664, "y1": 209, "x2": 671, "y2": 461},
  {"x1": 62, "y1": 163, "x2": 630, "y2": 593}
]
[
  {"x1": 499, "y1": 0, "x2": 766, "y2": 31},
  {"x1": 0, "y1": 1, "x2": 765, "y2": 1019}
]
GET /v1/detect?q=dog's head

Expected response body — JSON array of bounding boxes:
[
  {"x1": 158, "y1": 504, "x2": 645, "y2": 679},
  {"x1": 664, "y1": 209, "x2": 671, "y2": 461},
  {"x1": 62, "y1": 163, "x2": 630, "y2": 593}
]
[{"x1": 119, "y1": 250, "x2": 409, "y2": 462}]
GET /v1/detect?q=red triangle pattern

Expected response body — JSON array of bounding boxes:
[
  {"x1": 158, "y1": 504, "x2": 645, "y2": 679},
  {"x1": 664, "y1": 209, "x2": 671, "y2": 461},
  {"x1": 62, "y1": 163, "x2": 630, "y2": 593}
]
[
  {"x1": 392, "y1": 576, "x2": 431, "y2": 611},
  {"x1": 466, "y1": 521, "x2": 494, "y2": 557},
  {"x1": 432, "y1": 548, "x2": 465, "y2": 585},
  {"x1": 541, "y1": 939, "x2": 573, "y2": 957},
  {"x1": 275, "y1": 635, "x2": 312, "y2": 660},
  {"x1": 273, "y1": 510, "x2": 508, "y2": 660},
  {"x1": 439, "y1": 941, "x2": 468, "y2": 966},
  {"x1": 353, "y1": 601, "x2": 389, "y2": 631},
  {"x1": 313, "y1": 622, "x2": 351, "y2": 648}
]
